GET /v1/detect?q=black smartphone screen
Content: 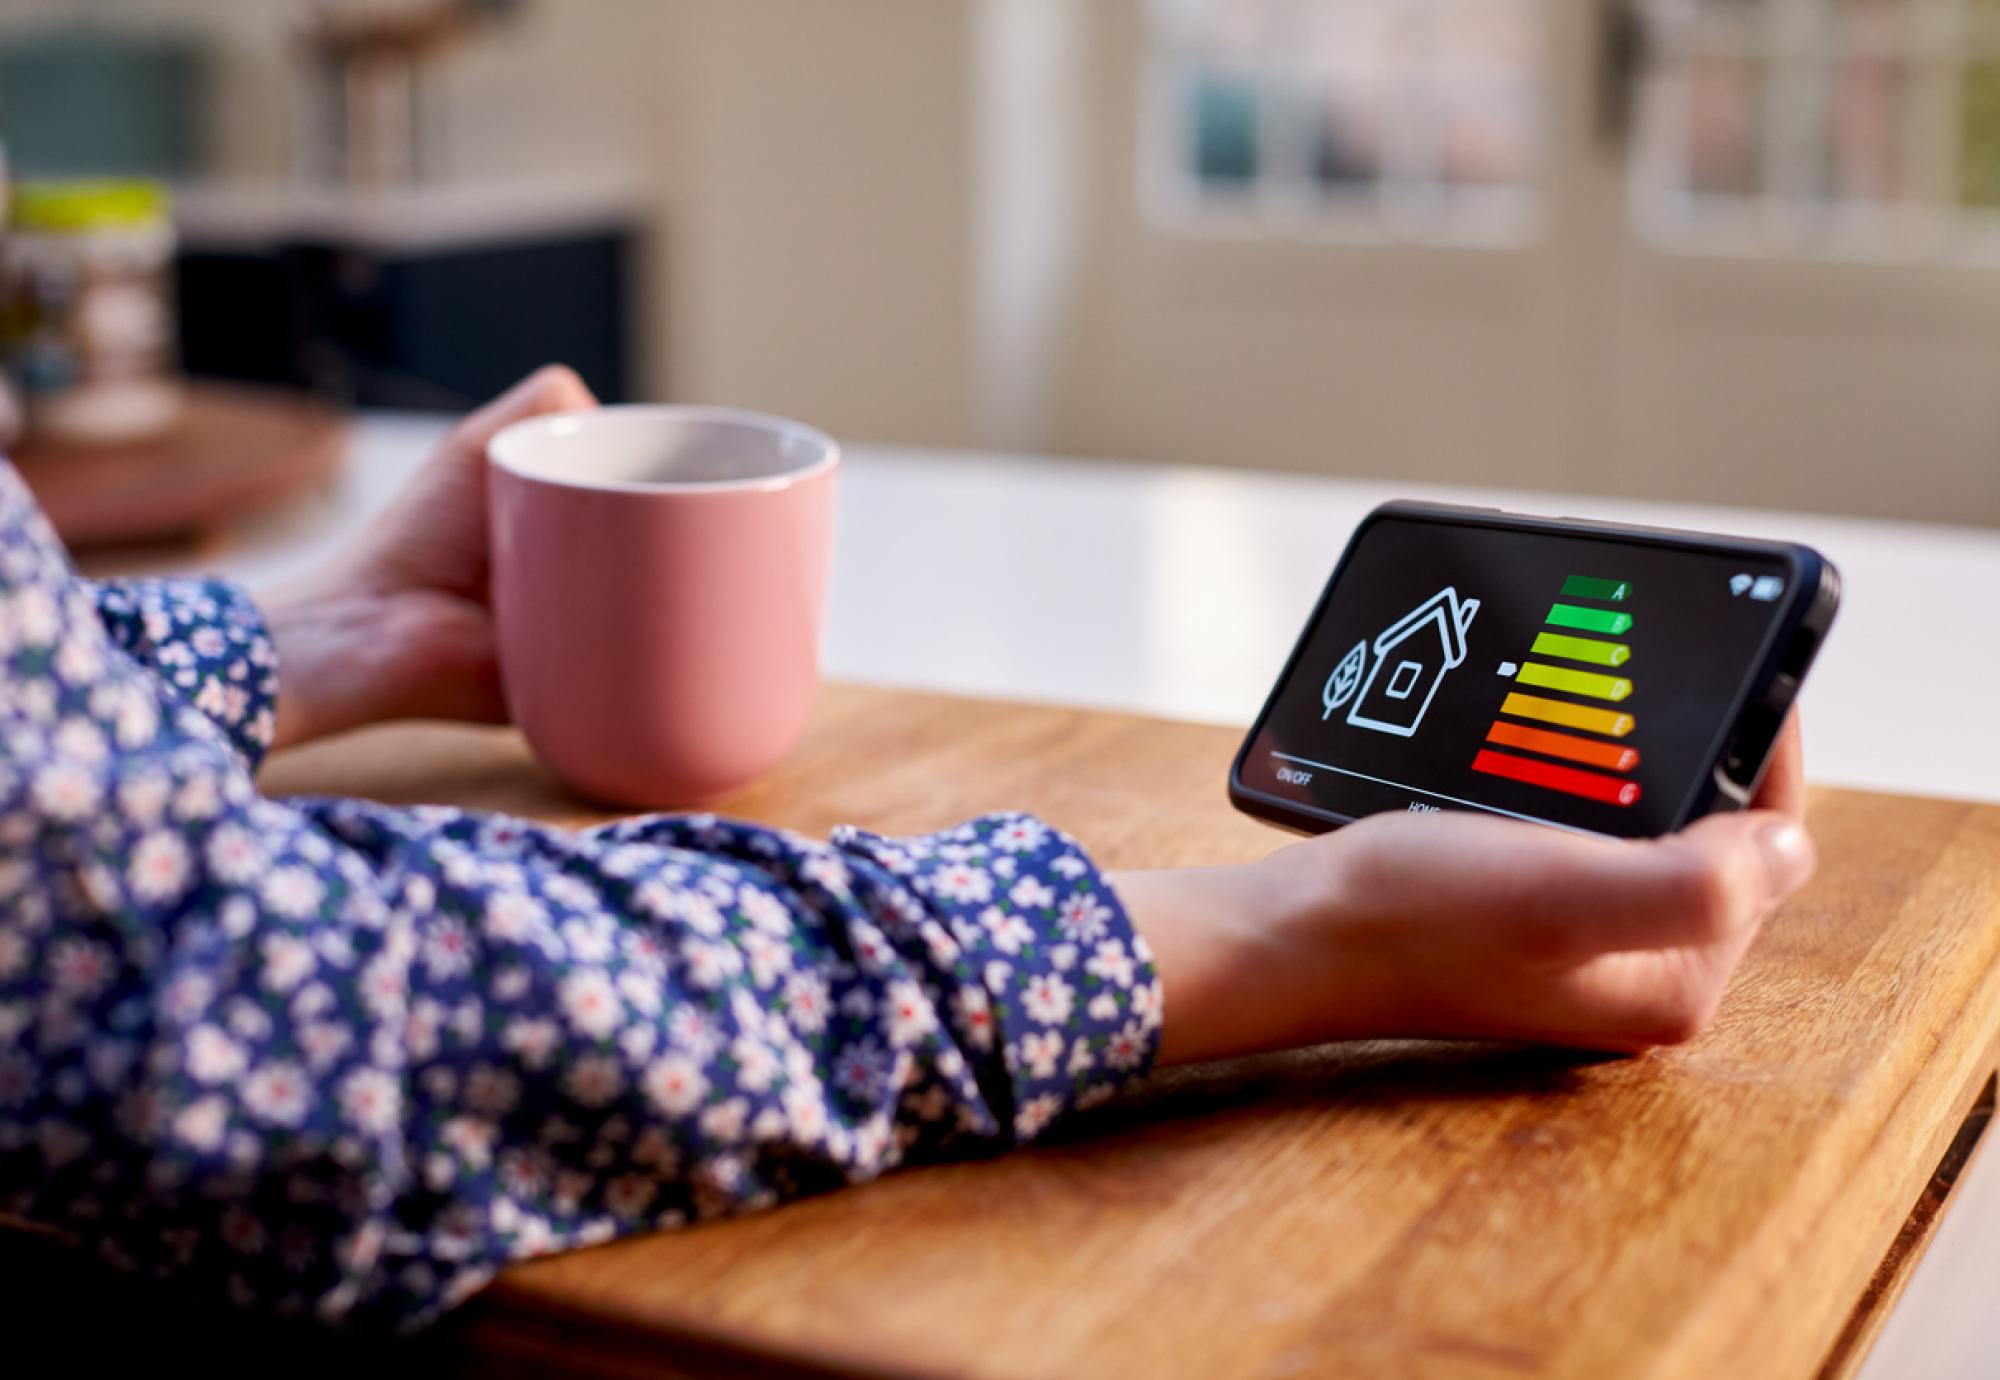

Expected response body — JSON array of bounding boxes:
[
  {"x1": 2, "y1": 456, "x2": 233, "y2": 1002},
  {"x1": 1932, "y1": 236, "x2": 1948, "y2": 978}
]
[{"x1": 1234, "y1": 510, "x2": 1821, "y2": 839}]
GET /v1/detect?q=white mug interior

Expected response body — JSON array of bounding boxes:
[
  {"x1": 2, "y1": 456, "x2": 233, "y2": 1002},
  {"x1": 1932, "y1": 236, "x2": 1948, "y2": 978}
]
[{"x1": 489, "y1": 405, "x2": 838, "y2": 494}]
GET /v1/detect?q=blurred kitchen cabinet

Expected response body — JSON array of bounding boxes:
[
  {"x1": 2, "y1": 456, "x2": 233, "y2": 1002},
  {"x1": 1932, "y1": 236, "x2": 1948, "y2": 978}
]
[{"x1": 173, "y1": 180, "x2": 639, "y2": 410}]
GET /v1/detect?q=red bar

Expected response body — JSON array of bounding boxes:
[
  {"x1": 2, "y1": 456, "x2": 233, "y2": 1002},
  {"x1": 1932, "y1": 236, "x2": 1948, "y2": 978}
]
[
  {"x1": 1472, "y1": 749, "x2": 1642, "y2": 807},
  {"x1": 1486, "y1": 720, "x2": 1640, "y2": 773}
]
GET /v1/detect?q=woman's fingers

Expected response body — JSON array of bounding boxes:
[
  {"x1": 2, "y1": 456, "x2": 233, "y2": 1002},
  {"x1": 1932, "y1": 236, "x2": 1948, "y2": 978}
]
[
  {"x1": 1343, "y1": 806, "x2": 1815, "y2": 959},
  {"x1": 1749, "y1": 708, "x2": 1806, "y2": 817},
  {"x1": 443, "y1": 364, "x2": 599, "y2": 468}
]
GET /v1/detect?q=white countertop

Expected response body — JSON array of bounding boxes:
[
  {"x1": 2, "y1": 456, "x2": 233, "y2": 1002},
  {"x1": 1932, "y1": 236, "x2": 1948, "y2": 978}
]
[{"x1": 196, "y1": 412, "x2": 2000, "y2": 806}]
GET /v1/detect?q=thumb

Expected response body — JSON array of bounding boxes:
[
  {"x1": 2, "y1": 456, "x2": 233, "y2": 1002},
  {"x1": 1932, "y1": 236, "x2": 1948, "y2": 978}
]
[{"x1": 1644, "y1": 810, "x2": 1817, "y2": 947}]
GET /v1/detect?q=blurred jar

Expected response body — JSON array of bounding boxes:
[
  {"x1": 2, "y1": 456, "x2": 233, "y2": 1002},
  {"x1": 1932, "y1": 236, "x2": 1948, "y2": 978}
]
[{"x1": 3, "y1": 180, "x2": 181, "y2": 445}]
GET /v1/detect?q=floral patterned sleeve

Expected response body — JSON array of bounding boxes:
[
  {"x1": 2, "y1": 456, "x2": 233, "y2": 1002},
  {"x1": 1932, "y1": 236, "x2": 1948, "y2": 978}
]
[{"x1": 0, "y1": 462, "x2": 1162, "y2": 1331}]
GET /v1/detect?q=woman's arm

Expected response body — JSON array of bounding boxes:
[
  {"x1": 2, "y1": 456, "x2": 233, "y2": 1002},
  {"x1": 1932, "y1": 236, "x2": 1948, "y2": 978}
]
[{"x1": 0, "y1": 443, "x2": 1158, "y2": 1329}]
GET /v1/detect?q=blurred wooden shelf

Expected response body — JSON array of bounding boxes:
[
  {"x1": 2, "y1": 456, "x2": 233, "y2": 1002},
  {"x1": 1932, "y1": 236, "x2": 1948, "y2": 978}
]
[{"x1": 10, "y1": 383, "x2": 346, "y2": 550}]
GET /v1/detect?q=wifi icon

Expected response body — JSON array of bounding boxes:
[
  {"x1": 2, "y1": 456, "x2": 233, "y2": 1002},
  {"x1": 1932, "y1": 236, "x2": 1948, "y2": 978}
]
[{"x1": 1729, "y1": 573, "x2": 1753, "y2": 597}]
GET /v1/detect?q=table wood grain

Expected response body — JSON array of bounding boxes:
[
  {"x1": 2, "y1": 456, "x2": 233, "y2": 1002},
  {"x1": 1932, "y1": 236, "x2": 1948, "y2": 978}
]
[{"x1": 240, "y1": 684, "x2": 2000, "y2": 1379}]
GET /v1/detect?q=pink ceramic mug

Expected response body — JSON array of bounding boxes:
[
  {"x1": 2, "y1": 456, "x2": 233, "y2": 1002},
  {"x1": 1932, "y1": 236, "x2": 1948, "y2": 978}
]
[{"x1": 487, "y1": 405, "x2": 838, "y2": 806}]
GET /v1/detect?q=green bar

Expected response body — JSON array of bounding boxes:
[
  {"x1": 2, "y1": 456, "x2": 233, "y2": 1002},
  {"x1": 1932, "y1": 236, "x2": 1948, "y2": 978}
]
[
  {"x1": 1531, "y1": 631, "x2": 1630, "y2": 667},
  {"x1": 1546, "y1": 602, "x2": 1632, "y2": 635},
  {"x1": 1517, "y1": 661, "x2": 1633, "y2": 702},
  {"x1": 1562, "y1": 574, "x2": 1631, "y2": 602}
]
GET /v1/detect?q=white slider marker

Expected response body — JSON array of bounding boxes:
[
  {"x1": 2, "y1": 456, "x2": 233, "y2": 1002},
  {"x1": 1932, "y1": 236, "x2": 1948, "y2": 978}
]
[{"x1": 1497, "y1": 661, "x2": 1518, "y2": 677}]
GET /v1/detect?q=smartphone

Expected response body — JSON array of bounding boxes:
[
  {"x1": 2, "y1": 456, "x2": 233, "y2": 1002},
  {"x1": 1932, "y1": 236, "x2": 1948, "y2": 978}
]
[{"x1": 1229, "y1": 501, "x2": 1839, "y2": 839}]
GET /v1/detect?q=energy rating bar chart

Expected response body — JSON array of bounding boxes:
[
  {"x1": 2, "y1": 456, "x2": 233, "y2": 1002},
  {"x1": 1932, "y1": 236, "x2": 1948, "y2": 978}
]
[
  {"x1": 1472, "y1": 748, "x2": 1642, "y2": 806},
  {"x1": 1500, "y1": 692, "x2": 1634, "y2": 737},
  {"x1": 1546, "y1": 602, "x2": 1632, "y2": 635},
  {"x1": 1530, "y1": 631, "x2": 1629, "y2": 666},
  {"x1": 1516, "y1": 662, "x2": 1633, "y2": 701},
  {"x1": 1473, "y1": 569, "x2": 1645, "y2": 812},
  {"x1": 1486, "y1": 721, "x2": 1639, "y2": 772},
  {"x1": 1561, "y1": 574, "x2": 1630, "y2": 602}
]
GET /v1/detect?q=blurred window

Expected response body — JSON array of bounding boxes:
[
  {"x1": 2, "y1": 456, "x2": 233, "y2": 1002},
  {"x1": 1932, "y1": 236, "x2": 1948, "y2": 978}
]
[
  {"x1": 1146, "y1": 0, "x2": 1543, "y2": 243},
  {"x1": 1634, "y1": 0, "x2": 2000, "y2": 254}
]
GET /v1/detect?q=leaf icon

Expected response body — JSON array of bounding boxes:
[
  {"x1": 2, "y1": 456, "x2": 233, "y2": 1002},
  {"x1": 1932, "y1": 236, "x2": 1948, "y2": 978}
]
[{"x1": 1323, "y1": 640, "x2": 1367, "y2": 719}]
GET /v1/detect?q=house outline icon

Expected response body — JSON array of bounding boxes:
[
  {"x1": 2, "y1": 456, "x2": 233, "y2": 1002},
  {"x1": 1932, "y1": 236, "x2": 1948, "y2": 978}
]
[{"x1": 1346, "y1": 585, "x2": 1481, "y2": 739}]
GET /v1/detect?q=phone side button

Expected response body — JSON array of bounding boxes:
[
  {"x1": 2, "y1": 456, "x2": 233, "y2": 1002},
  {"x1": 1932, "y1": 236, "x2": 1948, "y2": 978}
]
[{"x1": 1723, "y1": 701, "x2": 1786, "y2": 788}]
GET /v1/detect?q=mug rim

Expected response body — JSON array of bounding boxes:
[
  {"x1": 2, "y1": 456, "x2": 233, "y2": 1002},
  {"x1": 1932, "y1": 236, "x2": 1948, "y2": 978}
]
[{"x1": 488, "y1": 404, "x2": 840, "y2": 496}]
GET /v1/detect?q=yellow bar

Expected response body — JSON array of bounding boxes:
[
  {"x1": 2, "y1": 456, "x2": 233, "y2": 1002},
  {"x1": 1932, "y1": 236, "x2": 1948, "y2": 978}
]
[
  {"x1": 1501, "y1": 692, "x2": 1635, "y2": 738},
  {"x1": 1531, "y1": 631, "x2": 1630, "y2": 667},
  {"x1": 1517, "y1": 662, "x2": 1633, "y2": 702}
]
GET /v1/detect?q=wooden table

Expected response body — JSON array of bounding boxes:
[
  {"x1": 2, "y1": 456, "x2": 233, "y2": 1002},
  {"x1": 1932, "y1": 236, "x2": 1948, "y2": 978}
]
[
  {"x1": 10, "y1": 383, "x2": 345, "y2": 552},
  {"x1": 222, "y1": 684, "x2": 2000, "y2": 1379}
]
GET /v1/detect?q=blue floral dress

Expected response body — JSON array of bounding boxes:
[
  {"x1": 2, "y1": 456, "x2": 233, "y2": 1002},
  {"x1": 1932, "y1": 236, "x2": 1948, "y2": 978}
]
[{"x1": 0, "y1": 463, "x2": 1161, "y2": 1329}]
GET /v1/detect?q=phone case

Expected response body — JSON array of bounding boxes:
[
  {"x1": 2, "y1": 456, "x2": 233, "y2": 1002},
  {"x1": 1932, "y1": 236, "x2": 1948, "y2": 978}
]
[{"x1": 1228, "y1": 501, "x2": 1842, "y2": 836}]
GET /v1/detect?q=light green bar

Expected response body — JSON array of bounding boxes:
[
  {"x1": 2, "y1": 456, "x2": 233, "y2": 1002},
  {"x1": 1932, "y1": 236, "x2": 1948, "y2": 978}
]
[
  {"x1": 1531, "y1": 631, "x2": 1630, "y2": 667},
  {"x1": 1546, "y1": 602, "x2": 1632, "y2": 635},
  {"x1": 1517, "y1": 661, "x2": 1633, "y2": 702}
]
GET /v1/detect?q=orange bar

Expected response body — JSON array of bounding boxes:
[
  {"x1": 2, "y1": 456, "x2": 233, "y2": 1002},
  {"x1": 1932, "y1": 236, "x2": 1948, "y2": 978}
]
[{"x1": 1486, "y1": 721, "x2": 1639, "y2": 773}]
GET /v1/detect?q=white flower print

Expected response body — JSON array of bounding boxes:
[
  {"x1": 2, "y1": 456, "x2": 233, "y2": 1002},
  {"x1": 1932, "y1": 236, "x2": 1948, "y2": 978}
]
[
  {"x1": 0, "y1": 930, "x2": 25, "y2": 981},
  {"x1": 1050, "y1": 854, "x2": 1088, "y2": 880},
  {"x1": 616, "y1": 968, "x2": 663, "y2": 1016},
  {"x1": 1020, "y1": 1030, "x2": 1064, "y2": 1080},
  {"x1": 483, "y1": 891, "x2": 548, "y2": 943},
  {"x1": 739, "y1": 886, "x2": 792, "y2": 935},
  {"x1": 1008, "y1": 876, "x2": 1055, "y2": 911},
  {"x1": 990, "y1": 817, "x2": 1049, "y2": 854},
  {"x1": 1014, "y1": 1092, "x2": 1063, "y2": 1139},
  {"x1": 172, "y1": 771, "x2": 221, "y2": 822},
  {"x1": 31, "y1": 762, "x2": 99, "y2": 821},
  {"x1": 500, "y1": 1017, "x2": 560, "y2": 1070},
  {"x1": 259, "y1": 934, "x2": 317, "y2": 993},
  {"x1": 48, "y1": 937, "x2": 115, "y2": 996},
  {"x1": 52, "y1": 717, "x2": 107, "y2": 763},
  {"x1": 440, "y1": 1116, "x2": 498, "y2": 1170},
  {"x1": 800, "y1": 853, "x2": 850, "y2": 897},
  {"x1": 339, "y1": 1067, "x2": 402, "y2": 1135},
  {"x1": 928, "y1": 862, "x2": 992, "y2": 905},
  {"x1": 742, "y1": 931, "x2": 792, "y2": 989},
  {"x1": 260, "y1": 866, "x2": 324, "y2": 920},
  {"x1": 359, "y1": 953, "x2": 409, "y2": 1019},
  {"x1": 884, "y1": 980, "x2": 938, "y2": 1048},
  {"x1": 783, "y1": 973, "x2": 830, "y2": 1035},
  {"x1": 185, "y1": 1025, "x2": 247, "y2": 1084},
  {"x1": 604, "y1": 1174, "x2": 657, "y2": 1219},
  {"x1": 1105, "y1": 1019, "x2": 1150, "y2": 1072},
  {"x1": 300, "y1": 1020, "x2": 354, "y2": 1072},
  {"x1": 174, "y1": 1095, "x2": 230, "y2": 1152},
  {"x1": 952, "y1": 986, "x2": 996, "y2": 1051},
  {"x1": 1085, "y1": 939, "x2": 1136, "y2": 988},
  {"x1": 831, "y1": 1039, "x2": 888, "y2": 1102},
  {"x1": 979, "y1": 907, "x2": 1036, "y2": 956},
  {"x1": 242, "y1": 1061, "x2": 313, "y2": 1126},
  {"x1": 700, "y1": 1098, "x2": 749, "y2": 1143},
  {"x1": 423, "y1": 917, "x2": 475, "y2": 980},
  {"x1": 556, "y1": 964, "x2": 624, "y2": 1040},
  {"x1": 643, "y1": 1054, "x2": 709, "y2": 1116},
  {"x1": 125, "y1": 828, "x2": 191, "y2": 904},
  {"x1": 1056, "y1": 894, "x2": 1111, "y2": 944},
  {"x1": 117, "y1": 771, "x2": 171, "y2": 826},
  {"x1": 465, "y1": 1064, "x2": 522, "y2": 1115},
  {"x1": 1086, "y1": 991, "x2": 1120, "y2": 1023},
  {"x1": 201, "y1": 823, "x2": 263, "y2": 885},
  {"x1": 1022, "y1": 973, "x2": 1074, "y2": 1027},
  {"x1": 684, "y1": 939, "x2": 742, "y2": 991},
  {"x1": 563, "y1": 1054, "x2": 626, "y2": 1109},
  {"x1": 732, "y1": 1035, "x2": 782, "y2": 1093}
]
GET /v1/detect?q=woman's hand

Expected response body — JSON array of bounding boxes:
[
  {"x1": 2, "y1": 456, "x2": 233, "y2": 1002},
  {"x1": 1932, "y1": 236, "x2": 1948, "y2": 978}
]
[
  {"x1": 262, "y1": 367, "x2": 598, "y2": 750},
  {"x1": 1122, "y1": 714, "x2": 1812, "y2": 1061}
]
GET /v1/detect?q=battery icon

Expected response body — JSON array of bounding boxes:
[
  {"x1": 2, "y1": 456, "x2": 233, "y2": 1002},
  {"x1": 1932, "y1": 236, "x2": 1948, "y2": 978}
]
[{"x1": 1749, "y1": 575, "x2": 1785, "y2": 602}]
